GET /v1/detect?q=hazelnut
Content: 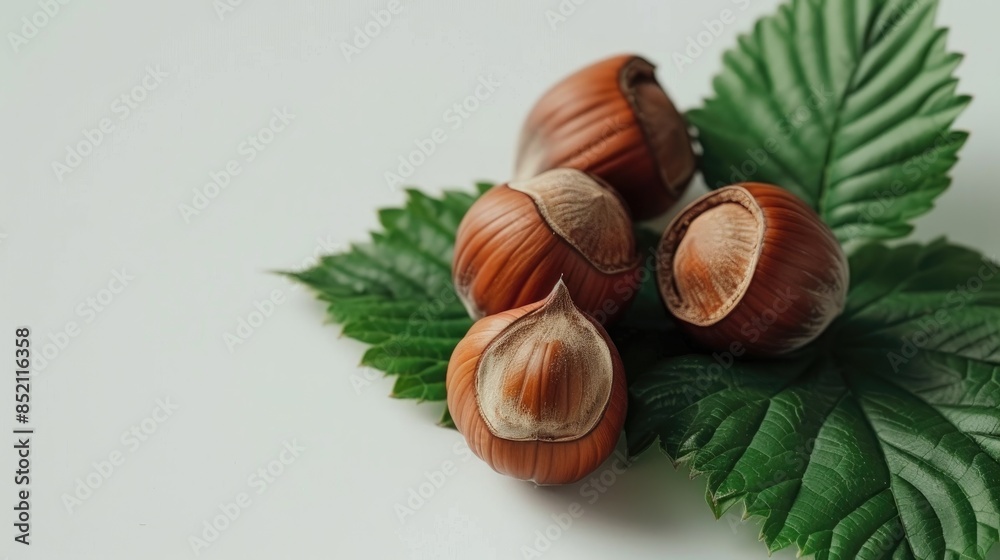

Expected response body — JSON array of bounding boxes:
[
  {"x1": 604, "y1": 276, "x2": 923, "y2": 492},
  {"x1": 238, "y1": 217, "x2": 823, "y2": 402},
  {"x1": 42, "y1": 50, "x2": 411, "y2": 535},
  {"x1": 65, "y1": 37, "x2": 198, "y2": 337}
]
[
  {"x1": 656, "y1": 183, "x2": 849, "y2": 356},
  {"x1": 446, "y1": 280, "x2": 627, "y2": 484},
  {"x1": 453, "y1": 168, "x2": 640, "y2": 325},
  {"x1": 514, "y1": 54, "x2": 696, "y2": 220}
]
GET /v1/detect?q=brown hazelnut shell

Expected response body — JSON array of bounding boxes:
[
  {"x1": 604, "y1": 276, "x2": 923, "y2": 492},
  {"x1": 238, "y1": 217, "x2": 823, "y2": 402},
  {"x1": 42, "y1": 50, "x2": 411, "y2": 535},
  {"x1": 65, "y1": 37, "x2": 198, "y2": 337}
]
[
  {"x1": 514, "y1": 54, "x2": 696, "y2": 220},
  {"x1": 656, "y1": 183, "x2": 849, "y2": 356},
  {"x1": 453, "y1": 169, "x2": 641, "y2": 325},
  {"x1": 446, "y1": 281, "x2": 627, "y2": 485}
]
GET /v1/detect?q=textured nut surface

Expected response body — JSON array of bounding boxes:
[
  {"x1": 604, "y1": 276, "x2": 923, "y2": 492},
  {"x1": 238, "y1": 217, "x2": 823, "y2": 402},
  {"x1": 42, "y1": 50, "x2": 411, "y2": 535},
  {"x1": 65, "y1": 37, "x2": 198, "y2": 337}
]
[
  {"x1": 514, "y1": 55, "x2": 696, "y2": 220},
  {"x1": 672, "y1": 202, "x2": 760, "y2": 323},
  {"x1": 453, "y1": 169, "x2": 640, "y2": 324},
  {"x1": 476, "y1": 281, "x2": 614, "y2": 441},
  {"x1": 508, "y1": 169, "x2": 636, "y2": 274},
  {"x1": 657, "y1": 183, "x2": 849, "y2": 355},
  {"x1": 446, "y1": 281, "x2": 627, "y2": 485}
]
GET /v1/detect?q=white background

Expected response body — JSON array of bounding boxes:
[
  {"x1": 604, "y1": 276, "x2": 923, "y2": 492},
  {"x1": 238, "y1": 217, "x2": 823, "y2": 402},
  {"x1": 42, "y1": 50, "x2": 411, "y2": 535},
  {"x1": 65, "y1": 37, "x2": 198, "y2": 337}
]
[{"x1": 2, "y1": 0, "x2": 999, "y2": 559}]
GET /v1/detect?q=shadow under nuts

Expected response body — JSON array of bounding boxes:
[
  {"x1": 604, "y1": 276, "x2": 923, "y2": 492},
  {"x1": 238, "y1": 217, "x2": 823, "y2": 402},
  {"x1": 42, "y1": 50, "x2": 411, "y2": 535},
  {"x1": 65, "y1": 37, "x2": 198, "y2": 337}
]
[
  {"x1": 656, "y1": 183, "x2": 849, "y2": 356},
  {"x1": 446, "y1": 280, "x2": 627, "y2": 485},
  {"x1": 514, "y1": 54, "x2": 696, "y2": 220},
  {"x1": 453, "y1": 168, "x2": 641, "y2": 325}
]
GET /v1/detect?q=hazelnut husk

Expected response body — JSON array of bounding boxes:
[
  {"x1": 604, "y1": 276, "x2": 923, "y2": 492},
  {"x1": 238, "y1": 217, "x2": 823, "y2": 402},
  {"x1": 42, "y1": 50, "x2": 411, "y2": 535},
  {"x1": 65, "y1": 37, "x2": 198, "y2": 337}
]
[
  {"x1": 453, "y1": 168, "x2": 641, "y2": 325},
  {"x1": 446, "y1": 280, "x2": 627, "y2": 484},
  {"x1": 514, "y1": 54, "x2": 696, "y2": 220},
  {"x1": 656, "y1": 183, "x2": 849, "y2": 356}
]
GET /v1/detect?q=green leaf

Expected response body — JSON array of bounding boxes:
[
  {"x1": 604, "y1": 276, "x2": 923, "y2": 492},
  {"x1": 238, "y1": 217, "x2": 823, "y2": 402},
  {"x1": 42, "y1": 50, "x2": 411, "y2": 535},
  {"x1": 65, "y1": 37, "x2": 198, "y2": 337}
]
[
  {"x1": 284, "y1": 184, "x2": 490, "y2": 405},
  {"x1": 391, "y1": 363, "x2": 448, "y2": 401},
  {"x1": 687, "y1": 0, "x2": 970, "y2": 245},
  {"x1": 438, "y1": 407, "x2": 456, "y2": 429},
  {"x1": 341, "y1": 317, "x2": 474, "y2": 345},
  {"x1": 626, "y1": 240, "x2": 1000, "y2": 559}
]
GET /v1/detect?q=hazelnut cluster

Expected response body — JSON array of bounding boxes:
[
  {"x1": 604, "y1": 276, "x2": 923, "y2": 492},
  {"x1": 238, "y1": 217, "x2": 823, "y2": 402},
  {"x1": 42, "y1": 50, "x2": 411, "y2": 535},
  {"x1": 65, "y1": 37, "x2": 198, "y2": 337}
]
[{"x1": 446, "y1": 55, "x2": 848, "y2": 485}]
